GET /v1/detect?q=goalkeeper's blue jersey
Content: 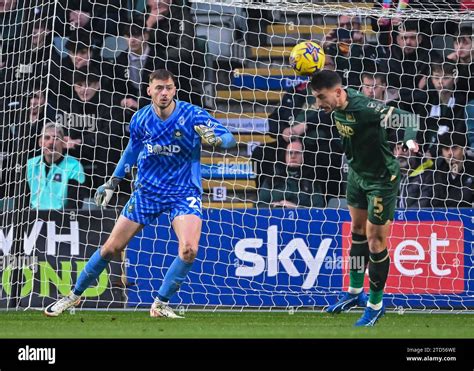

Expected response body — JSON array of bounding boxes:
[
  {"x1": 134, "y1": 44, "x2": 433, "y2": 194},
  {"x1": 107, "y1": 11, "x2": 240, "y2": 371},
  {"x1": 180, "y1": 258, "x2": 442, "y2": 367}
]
[{"x1": 128, "y1": 100, "x2": 230, "y2": 200}]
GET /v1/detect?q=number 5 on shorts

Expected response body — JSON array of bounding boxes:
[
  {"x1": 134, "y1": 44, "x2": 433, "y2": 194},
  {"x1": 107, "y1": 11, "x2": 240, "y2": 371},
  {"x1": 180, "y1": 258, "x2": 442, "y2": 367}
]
[{"x1": 373, "y1": 197, "x2": 384, "y2": 214}]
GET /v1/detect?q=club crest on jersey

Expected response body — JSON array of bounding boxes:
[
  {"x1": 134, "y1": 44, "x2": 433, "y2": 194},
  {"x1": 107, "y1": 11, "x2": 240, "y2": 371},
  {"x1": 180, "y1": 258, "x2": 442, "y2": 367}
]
[
  {"x1": 346, "y1": 113, "x2": 355, "y2": 122},
  {"x1": 174, "y1": 129, "x2": 183, "y2": 139},
  {"x1": 53, "y1": 173, "x2": 62, "y2": 182}
]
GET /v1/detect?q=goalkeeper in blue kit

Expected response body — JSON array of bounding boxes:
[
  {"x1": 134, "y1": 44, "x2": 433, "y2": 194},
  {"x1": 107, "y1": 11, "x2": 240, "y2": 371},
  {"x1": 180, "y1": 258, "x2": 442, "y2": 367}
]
[{"x1": 45, "y1": 69, "x2": 236, "y2": 318}]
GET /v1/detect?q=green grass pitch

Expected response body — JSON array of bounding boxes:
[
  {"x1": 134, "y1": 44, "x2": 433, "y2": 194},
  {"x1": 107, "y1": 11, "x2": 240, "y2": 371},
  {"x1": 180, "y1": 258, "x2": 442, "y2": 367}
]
[{"x1": 1, "y1": 311, "x2": 473, "y2": 338}]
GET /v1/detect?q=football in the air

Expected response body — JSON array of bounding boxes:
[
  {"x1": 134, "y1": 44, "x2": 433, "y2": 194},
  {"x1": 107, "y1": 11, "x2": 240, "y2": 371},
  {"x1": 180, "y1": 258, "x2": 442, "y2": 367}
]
[{"x1": 289, "y1": 41, "x2": 326, "y2": 76}]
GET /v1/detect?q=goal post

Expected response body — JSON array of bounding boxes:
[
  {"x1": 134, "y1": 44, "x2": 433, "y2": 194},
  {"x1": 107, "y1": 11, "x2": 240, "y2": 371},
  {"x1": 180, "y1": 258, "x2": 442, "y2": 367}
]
[{"x1": 0, "y1": 0, "x2": 473, "y2": 312}]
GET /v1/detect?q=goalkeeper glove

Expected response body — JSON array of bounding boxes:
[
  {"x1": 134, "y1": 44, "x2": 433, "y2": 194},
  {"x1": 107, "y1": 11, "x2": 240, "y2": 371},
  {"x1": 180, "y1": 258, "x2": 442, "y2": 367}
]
[
  {"x1": 94, "y1": 177, "x2": 121, "y2": 207},
  {"x1": 194, "y1": 124, "x2": 222, "y2": 146}
]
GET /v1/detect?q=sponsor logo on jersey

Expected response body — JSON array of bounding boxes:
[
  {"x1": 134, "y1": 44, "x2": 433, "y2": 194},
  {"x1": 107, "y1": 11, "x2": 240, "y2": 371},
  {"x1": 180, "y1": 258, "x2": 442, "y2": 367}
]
[
  {"x1": 146, "y1": 143, "x2": 181, "y2": 156},
  {"x1": 335, "y1": 120, "x2": 354, "y2": 138}
]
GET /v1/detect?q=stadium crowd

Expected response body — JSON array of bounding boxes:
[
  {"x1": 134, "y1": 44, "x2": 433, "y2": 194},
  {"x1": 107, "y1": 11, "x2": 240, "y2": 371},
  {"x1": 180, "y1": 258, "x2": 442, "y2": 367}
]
[{"x1": 0, "y1": 0, "x2": 473, "y2": 210}]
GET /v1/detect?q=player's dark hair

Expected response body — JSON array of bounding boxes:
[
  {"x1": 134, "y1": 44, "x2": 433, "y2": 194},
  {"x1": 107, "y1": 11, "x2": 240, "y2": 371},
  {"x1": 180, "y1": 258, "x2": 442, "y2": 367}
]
[
  {"x1": 374, "y1": 73, "x2": 387, "y2": 86},
  {"x1": 402, "y1": 19, "x2": 420, "y2": 33},
  {"x1": 439, "y1": 131, "x2": 467, "y2": 148},
  {"x1": 430, "y1": 56, "x2": 457, "y2": 77},
  {"x1": 73, "y1": 67, "x2": 100, "y2": 85},
  {"x1": 361, "y1": 72, "x2": 387, "y2": 86},
  {"x1": 310, "y1": 70, "x2": 342, "y2": 91},
  {"x1": 149, "y1": 69, "x2": 177, "y2": 84}
]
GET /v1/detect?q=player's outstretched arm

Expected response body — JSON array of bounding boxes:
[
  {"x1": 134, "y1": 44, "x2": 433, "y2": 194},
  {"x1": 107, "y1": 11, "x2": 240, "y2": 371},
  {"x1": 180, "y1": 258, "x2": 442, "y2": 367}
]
[
  {"x1": 365, "y1": 101, "x2": 420, "y2": 153},
  {"x1": 389, "y1": 107, "x2": 420, "y2": 153},
  {"x1": 94, "y1": 141, "x2": 141, "y2": 207}
]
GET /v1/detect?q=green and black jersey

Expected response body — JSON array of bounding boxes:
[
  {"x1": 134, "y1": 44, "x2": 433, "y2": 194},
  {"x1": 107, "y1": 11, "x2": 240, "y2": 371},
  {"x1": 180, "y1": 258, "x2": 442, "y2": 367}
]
[{"x1": 333, "y1": 88, "x2": 417, "y2": 182}]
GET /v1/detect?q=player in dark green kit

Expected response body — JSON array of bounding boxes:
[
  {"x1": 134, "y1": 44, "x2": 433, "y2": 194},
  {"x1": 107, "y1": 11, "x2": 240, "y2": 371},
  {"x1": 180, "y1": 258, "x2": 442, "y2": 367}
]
[{"x1": 311, "y1": 70, "x2": 419, "y2": 326}]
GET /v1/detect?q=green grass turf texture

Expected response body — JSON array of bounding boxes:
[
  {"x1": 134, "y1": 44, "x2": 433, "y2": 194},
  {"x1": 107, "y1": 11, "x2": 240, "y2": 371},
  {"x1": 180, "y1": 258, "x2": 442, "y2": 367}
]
[{"x1": 0, "y1": 311, "x2": 473, "y2": 338}]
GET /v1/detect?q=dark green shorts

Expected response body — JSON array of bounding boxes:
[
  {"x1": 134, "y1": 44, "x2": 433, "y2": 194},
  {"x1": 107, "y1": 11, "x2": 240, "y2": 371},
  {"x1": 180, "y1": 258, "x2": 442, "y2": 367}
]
[{"x1": 346, "y1": 169, "x2": 400, "y2": 225}]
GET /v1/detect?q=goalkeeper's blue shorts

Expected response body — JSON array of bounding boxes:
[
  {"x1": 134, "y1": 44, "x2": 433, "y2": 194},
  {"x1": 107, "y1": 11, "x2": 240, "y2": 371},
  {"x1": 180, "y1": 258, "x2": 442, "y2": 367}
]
[{"x1": 121, "y1": 189, "x2": 202, "y2": 225}]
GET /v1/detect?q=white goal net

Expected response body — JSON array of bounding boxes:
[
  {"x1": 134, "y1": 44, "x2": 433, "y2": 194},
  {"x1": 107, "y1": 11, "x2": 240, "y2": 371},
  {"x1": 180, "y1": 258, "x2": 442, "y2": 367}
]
[{"x1": 0, "y1": 0, "x2": 473, "y2": 312}]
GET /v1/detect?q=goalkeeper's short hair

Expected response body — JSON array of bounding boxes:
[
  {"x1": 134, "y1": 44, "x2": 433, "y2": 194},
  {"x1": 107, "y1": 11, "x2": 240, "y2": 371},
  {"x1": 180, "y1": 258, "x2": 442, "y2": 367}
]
[{"x1": 149, "y1": 69, "x2": 177, "y2": 84}]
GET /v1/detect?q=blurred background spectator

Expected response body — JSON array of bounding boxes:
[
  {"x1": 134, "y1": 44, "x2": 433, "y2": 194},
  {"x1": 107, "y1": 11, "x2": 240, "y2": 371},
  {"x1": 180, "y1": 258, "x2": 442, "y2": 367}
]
[
  {"x1": 433, "y1": 131, "x2": 474, "y2": 207},
  {"x1": 408, "y1": 57, "x2": 466, "y2": 155},
  {"x1": 53, "y1": 0, "x2": 128, "y2": 46},
  {"x1": 107, "y1": 23, "x2": 164, "y2": 111},
  {"x1": 26, "y1": 122, "x2": 85, "y2": 210},
  {"x1": 394, "y1": 143, "x2": 434, "y2": 208},
  {"x1": 448, "y1": 26, "x2": 474, "y2": 147},
  {"x1": 131, "y1": 0, "x2": 203, "y2": 104},
  {"x1": 258, "y1": 140, "x2": 324, "y2": 208}
]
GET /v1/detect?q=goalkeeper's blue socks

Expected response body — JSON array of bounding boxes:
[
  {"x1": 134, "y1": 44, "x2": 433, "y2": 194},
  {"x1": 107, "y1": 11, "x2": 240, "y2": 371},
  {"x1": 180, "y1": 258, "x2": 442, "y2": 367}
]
[
  {"x1": 72, "y1": 249, "x2": 110, "y2": 296},
  {"x1": 157, "y1": 256, "x2": 194, "y2": 302}
]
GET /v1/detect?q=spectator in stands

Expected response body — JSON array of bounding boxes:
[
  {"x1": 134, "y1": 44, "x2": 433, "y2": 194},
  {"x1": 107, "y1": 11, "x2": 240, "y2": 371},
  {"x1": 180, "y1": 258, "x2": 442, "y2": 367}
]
[
  {"x1": 251, "y1": 73, "x2": 315, "y2": 189},
  {"x1": 410, "y1": 58, "x2": 467, "y2": 154},
  {"x1": 258, "y1": 140, "x2": 324, "y2": 208},
  {"x1": 324, "y1": 27, "x2": 365, "y2": 88},
  {"x1": 137, "y1": 0, "x2": 202, "y2": 104},
  {"x1": 432, "y1": 131, "x2": 474, "y2": 208},
  {"x1": 58, "y1": 68, "x2": 127, "y2": 191},
  {"x1": 108, "y1": 23, "x2": 164, "y2": 110},
  {"x1": 360, "y1": 71, "x2": 404, "y2": 148},
  {"x1": 323, "y1": 15, "x2": 365, "y2": 49},
  {"x1": 0, "y1": 83, "x2": 60, "y2": 202},
  {"x1": 448, "y1": 26, "x2": 474, "y2": 147},
  {"x1": 0, "y1": 0, "x2": 22, "y2": 56},
  {"x1": 385, "y1": 20, "x2": 431, "y2": 103},
  {"x1": 53, "y1": 0, "x2": 128, "y2": 46},
  {"x1": 360, "y1": 72, "x2": 389, "y2": 103},
  {"x1": 394, "y1": 142, "x2": 434, "y2": 208},
  {"x1": 49, "y1": 30, "x2": 104, "y2": 109},
  {"x1": 372, "y1": 2, "x2": 458, "y2": 48},
  {"x1": 0, "y1": 20, "x2": 58, "y2": 125},
  {"x1": 251, "y1": 57, "x2": 344, "y2": 201},
  {"x1": 26, "y1": 122, "x2": 85, "y2": 210},
  {"x1": 1, "y1": 87, "x2": 49, "y2": 207},
  {"x1": 252, "y1": 56, "x2": 334, "y2": 166},
  {"x1": 18, "y1": 88, "x2": 51, "y2": 158}
]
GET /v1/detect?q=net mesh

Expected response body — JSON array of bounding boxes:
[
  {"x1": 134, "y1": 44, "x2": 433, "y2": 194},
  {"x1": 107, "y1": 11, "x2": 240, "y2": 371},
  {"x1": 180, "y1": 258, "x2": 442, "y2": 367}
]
[{"x1": 0, "y1": 0, "x2": 473, "y2": 311}]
